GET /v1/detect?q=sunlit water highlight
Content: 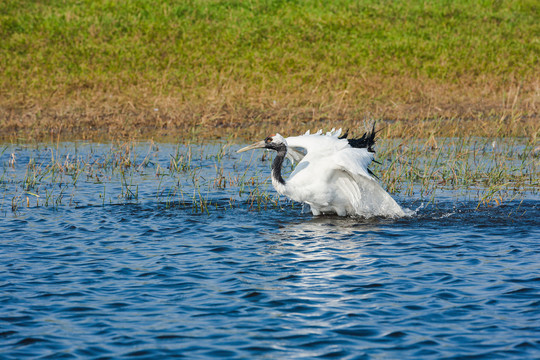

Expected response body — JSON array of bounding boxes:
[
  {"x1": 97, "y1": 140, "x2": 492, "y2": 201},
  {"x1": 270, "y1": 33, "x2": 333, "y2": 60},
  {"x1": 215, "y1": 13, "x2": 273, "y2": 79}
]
[{"x1": 1, "y1": 141, "x2": 539, "y2": 359}]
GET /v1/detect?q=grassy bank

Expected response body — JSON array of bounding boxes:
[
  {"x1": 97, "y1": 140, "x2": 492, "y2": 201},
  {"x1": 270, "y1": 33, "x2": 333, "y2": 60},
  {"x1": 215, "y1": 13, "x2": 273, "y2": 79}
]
[{"x1": 1, "y1": 0, "x2": 538, "y2": 140}]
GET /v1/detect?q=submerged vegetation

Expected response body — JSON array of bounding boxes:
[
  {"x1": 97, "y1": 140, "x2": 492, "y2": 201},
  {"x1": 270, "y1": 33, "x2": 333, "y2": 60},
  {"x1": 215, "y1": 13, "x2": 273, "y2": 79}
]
[
  {"x1": 1, "y1": 136, "x2": 538, "y2": 216},
  {"x1": 1, "y1": 0, "x2": 539, "y2": 140}
]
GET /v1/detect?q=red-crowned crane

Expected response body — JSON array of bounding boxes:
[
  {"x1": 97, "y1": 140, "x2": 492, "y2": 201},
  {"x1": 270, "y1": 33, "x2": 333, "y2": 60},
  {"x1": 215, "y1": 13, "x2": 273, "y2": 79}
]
[{"x1": 237, "y1": 126, "x2": 405, "y2": 217}]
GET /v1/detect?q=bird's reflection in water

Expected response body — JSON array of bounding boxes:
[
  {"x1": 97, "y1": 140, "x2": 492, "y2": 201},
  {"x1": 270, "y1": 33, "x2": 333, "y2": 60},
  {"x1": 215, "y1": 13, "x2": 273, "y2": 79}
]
[
  {"x1": 261, "y1": 216, "x2": 389, "y2": 285},
  {"x1": 277, "y1": 216, "x2": 380, "y2": 242}
]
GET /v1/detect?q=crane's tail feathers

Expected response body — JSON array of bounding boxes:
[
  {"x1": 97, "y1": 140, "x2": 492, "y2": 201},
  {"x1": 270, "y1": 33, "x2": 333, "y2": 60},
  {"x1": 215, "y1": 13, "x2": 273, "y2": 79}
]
[
  {"x1": 340, "y1": 122, "x2": 377, "y2": 153},
  {"x1": 367, "y1": 168, "x2": 380, "y2": 180}
]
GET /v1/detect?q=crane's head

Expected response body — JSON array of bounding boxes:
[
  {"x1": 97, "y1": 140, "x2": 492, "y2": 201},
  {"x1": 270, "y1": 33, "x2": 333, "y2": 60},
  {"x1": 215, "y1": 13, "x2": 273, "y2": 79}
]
[{"x1": 237, "y1": 134, "x2": 287, "y2": 153}]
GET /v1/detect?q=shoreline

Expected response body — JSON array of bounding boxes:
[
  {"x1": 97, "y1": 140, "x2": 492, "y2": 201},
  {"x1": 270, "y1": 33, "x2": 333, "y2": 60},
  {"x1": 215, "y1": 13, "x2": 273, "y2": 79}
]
[
  {"x1": 2, "y1": 78, "x2": 538, "y2": 142},
  {"x1": 1, "y1": 102, "x2": 538, "y2": 142}
]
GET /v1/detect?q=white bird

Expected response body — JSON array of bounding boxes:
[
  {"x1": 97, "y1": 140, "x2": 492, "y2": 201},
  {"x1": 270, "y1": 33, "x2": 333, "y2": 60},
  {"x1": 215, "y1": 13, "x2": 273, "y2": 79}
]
[{"x1": 237, "y1": 125, "x2": 405, "y2": 217}]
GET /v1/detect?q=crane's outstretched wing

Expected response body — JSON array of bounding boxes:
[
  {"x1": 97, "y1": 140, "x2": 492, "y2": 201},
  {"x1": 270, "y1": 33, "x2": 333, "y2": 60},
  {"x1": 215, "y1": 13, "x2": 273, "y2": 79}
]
[
  {"x1": 330, "y1": 143, "x2": 404, "y2": 217},
  {"x1": 285, "y1": 147, "x2": 305, "y2": 164},
  {"x1": 331, "y1": 147, "x2": 375, "y2": 181},
  {"x1": 334, "y1": 170, "x2": 405, "y2": 217},
  {"x1": 286, "y1": 126, "x2": 376, "y2": 165},
  {"x1": 329, "y1": 149, "x2": 404, "y2": 217},
  {"x1": 285, "y1": 129, "x2": 350, "y2": 164}
]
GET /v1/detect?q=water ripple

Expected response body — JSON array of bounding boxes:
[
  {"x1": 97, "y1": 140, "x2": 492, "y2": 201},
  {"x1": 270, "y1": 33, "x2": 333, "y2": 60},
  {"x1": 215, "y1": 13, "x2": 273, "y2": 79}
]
[{"x1": 0, "y1": 199, "x2": 539, "y2": 359}]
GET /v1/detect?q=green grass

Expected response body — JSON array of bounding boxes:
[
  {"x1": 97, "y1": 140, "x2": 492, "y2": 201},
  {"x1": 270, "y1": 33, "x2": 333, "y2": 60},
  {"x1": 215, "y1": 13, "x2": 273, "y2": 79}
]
[
  {"x1": 2, "y1": 0, "x2": 538, "y2": 82},
  {"x1": 0, "y1": 0, "x2": 538, "y2": 139}
]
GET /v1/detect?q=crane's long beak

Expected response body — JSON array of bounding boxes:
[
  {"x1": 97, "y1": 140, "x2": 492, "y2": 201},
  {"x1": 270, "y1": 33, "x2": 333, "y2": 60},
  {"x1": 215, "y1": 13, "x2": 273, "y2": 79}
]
[{"x1": 237, "y1": 140, "x2": 266, "y2": 153}]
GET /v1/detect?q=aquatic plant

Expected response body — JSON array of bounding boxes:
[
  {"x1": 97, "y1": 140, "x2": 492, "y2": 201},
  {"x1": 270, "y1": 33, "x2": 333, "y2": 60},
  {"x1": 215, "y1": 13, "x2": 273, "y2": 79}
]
[{"x1": 0, "y1": 135, "x2": 537, "y2": 216}]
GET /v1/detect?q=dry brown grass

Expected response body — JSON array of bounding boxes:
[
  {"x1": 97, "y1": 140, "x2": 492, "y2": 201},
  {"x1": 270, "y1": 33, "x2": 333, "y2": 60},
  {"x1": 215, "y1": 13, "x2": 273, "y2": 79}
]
[{"x1": 1, "y1": 74, "x2": 538, "y2": 142}]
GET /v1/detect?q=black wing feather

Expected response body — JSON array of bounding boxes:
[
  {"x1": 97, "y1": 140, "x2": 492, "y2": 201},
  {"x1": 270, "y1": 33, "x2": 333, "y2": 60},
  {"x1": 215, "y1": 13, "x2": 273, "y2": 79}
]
[{"x1": 339, "y1": 123, "x2": 377, "y2": 153}]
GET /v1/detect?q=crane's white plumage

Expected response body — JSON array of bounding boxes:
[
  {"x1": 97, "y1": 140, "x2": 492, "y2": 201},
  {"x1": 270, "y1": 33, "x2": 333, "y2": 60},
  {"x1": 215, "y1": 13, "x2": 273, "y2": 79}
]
[{"x1": 237, "y1": 127, "x2": 405, "y2": 217}]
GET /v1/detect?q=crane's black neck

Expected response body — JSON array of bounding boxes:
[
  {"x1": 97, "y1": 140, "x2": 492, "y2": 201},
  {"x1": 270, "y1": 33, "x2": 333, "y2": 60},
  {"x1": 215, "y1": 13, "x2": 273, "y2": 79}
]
[{"x1": 269, "y1": 144, "x2": 287, "y2": 185}]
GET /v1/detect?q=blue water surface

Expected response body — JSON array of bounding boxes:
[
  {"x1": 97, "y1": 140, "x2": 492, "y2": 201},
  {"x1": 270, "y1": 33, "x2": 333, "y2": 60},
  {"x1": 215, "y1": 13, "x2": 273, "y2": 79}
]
[{"x1": 0, "y1": 141, "x2": 539, "y2": 359}]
